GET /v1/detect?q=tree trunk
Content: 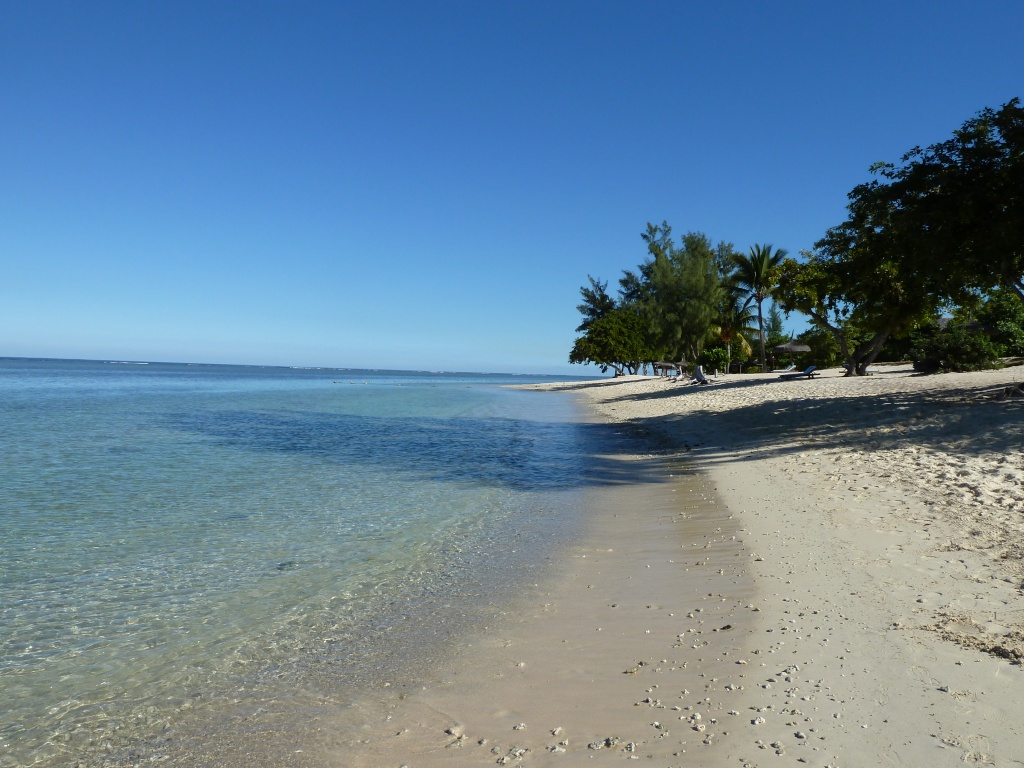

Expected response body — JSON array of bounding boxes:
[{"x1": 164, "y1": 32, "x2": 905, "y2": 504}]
[
  {"x1": 833, "y1": 327, "x2": 891, "y2": 376},
  {"x1": 850, "y1": 330, "x2": 890, "y2": 375},
  {"x1": 757, "y1": 301, "x2": 767, "y2": 373},
  {"x1": 804, "y1": 310, "x2": 880, "y2": 377}
]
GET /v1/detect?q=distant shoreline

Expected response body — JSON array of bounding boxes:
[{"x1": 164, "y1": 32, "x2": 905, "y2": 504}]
[{"x1": 0, "y1": 355, "x2": 599, "y2": 380}]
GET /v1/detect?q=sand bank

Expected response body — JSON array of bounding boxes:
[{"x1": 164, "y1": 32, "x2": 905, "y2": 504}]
[{"x1": 335, "y1": 364, "x2": 1024, "y2": 767}]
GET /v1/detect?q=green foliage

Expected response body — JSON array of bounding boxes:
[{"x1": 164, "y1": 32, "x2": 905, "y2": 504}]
[
  {"x1": 871, "y1": 99, "x2": 1024, "y2": 302},
  {"x1": 765, "y1": 304, "x2": 788, "y2": 349},
  {"x1": 637, "y1": 223, "x2": 725, "y2": 362},
  {"x1": 909, "y1": 323, "x2": 1002, "y2": 373},
  {"x1": 651, "y1": 231, "x2": 724, "y2": 360},
  {"x1": 776, "y1": 199, "x2": 941, "y2": 375},
  {"x1": 572, "y1": 223, "x2": 782, "y2": 375},
  {"x1": 876, "y1": 330, "x2": 918, "y2": 362},
  {"x1": 698, "y1": 345, "x2": 730, "y2": 374},
  {"x1": 719, "y1": 288, "x2": 755, "y2": 345},
  {"x1": 974, "y1": 288, "x2": 1024, "y2": 355},
  {"x1": 569, "y1": 306, "x2": 656, "y2": 375},
  {"x1": 797, "y1": 326, "x2": 841, "y2": 368},
  {"x1": 777, "y1": 99, "x2": 1024, "y2": 376},
  {"x1": 575, "y1": 276, "x2": 616, "y2": 333},
  {"x1": 574, "y1": 102, "x2": 1024, "y2": 379},
  {"x1": 717, "y1": 288, "x2": 755, "y2": 371},
  {"x1": 992, "y1": 320, "x2": 1024, "y2": 357},
  {"x1": 730, "y1": 243, "x2": 787, "y2": 371}
]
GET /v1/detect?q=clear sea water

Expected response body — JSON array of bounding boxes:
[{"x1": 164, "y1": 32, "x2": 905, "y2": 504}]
[{"x1": 0, "y1": 358, "x2": 600, "y2": 766}]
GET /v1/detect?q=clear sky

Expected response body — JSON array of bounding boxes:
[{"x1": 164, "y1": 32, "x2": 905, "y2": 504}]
[{"x1": 2, "y1": 1, "x2": 1021, "y2": 374}]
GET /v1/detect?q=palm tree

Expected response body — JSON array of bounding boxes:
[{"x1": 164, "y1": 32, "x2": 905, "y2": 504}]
[
  {"x1": 717, "y1": 288, "x2": 756, "y2": 373},
  {"x1": 730, "y1": 244, "x2": 788, "y2": 372}
]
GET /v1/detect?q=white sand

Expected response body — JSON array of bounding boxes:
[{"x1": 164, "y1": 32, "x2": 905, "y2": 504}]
[
  {"x1": 561, "y1": 363, "x2": 1024, "y2": 592},
  {"x1": 540, "y1": 364, "x2": 1024, "y2": 765},
  {"x1": 331, "y1": 364, "x2": 1024, "y2": 767}
]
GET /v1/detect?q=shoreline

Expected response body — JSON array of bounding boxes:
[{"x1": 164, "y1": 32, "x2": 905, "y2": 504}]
[
  {"x1": 334, "y1": 428, "x2": 765, "y2": 766},
  {"x1": 337, "y1": 364, "x2": 1024, "y2": 766}
]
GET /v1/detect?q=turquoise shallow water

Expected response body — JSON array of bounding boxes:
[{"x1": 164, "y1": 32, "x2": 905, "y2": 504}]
[{"x1": 0, "y1": 358, "x2": 599, "y2": 766}]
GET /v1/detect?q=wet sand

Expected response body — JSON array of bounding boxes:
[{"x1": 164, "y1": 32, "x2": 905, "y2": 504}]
[{"x1": 330, "y1": 448, "x2": 764, "y2": 766}]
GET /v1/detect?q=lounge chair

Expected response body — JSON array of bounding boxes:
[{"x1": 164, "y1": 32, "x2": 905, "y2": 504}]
[
  {"x1": 778, "y1": 365, "x2": 818, "y2": 380},
  {"x1": 692, "y1": 366, "x2": 714, "y2": 385},
  {"x1": 772, "y1": 364, "x2": 796, "y2": 373}
]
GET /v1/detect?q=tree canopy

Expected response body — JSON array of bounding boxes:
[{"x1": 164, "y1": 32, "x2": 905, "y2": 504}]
[
  {"x1": 570, "y1": 222, "x2": 751, "y2": 375},
  {"x1": 575, "y1": 276, "x2": 616, "y2": 333},
  {"x1": 570, "y1": 100, "x2": 1023, "y2": 377},
  {"x1": 730, "y1": 244, "x2": 787, "y2": 371},
  {"x1": 776, "y1": 98, "x2": 1024, "y2": 375},
  {"x1": 641, "y1": 225, "x2": 725, "y2": 363},
  {"x1": 568, "y1": 305, "x2": 655, "y2": 376},
  {"x1": 871, "y1": 98, "x2": 1024, "y2": 301}
]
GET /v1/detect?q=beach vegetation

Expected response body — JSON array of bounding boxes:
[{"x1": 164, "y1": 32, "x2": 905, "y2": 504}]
[
  {"x1": 729, "y1": 244, "x2": 787, "y2": 372},
  {"x1": 575, "y1": 276, "x2": 617, "y2": 332},
  {"x1": 571, "y1": 222, "x2": 742, "y2": 374},
  {"x1": 698, "y1": 345, "x2": 731, "y2": 374},
  {"x1": 716, "y1": 286, "x2": 756, "y2": 372},
  {"x1": 777, "y1": 98, "x2": 1024, "y2": 376},
  {"x1": 761, "y1": 304, "x2": 793, "y2": 368},
  {"x1": 568, "y1": 305, "x2": 656, "y2": 375},
  {"x1": 572, "y1": 100, "x2": 1022, "y2": 378},
  {"x1": 641, "y1": 226, "x2": 726, "y2": 364},
  {"x1": 972, "y1": 287, "x2": 1024, "y2": 356},
  {"x1": 909, "y1": 322, "x2": 1002, "y2": 373},
  {"x1": 774, "y1": 244, "x2": 924, "y2": 376},
  {"x1": 864, "y1": 98, "x2": 1024, "y2": 304},
  {"x1": 796, "y1": 325, "x2": 842, "y2": 368},
  {"x1": 765, "y1": 304, "x2": 788, "y2": 349}
]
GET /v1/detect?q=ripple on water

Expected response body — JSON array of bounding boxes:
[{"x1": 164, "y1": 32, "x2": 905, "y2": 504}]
[{"x1": 0, "y1": 360, "x2": 595, "y2": 766}]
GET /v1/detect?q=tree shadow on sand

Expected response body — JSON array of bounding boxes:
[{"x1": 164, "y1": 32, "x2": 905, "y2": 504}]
[{"x1": 610, "y1": 378, "x2": 1024, "y2": 469}]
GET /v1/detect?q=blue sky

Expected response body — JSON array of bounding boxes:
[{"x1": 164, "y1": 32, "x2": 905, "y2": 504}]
[{"x1": 2, "y1": 1, "x2": 1021, "y2": 374}]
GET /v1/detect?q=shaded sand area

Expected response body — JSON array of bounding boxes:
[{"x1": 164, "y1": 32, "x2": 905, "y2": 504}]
[{"x1": 330, "y1": 364, "x2": 1024, "y2": 768}]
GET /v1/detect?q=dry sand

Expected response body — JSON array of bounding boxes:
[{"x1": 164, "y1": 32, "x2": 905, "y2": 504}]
[{"x1": 332, "y1": 364, "x2": 1024, "y2": 767}]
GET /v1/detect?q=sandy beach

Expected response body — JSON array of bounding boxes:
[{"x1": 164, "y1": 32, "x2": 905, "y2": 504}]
[{"x1": 335, "y1": 364, "x2": 1024, "y2": 767}]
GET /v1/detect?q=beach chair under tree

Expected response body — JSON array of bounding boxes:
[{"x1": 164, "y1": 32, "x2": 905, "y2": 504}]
[{"x1": 778, "y1": 365, "x2": 818, "y2": 380}]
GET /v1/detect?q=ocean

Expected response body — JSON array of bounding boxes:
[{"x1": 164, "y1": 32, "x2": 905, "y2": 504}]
[{"x1": 0, "y1": 358, "x2": 600, "y2": 766}]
